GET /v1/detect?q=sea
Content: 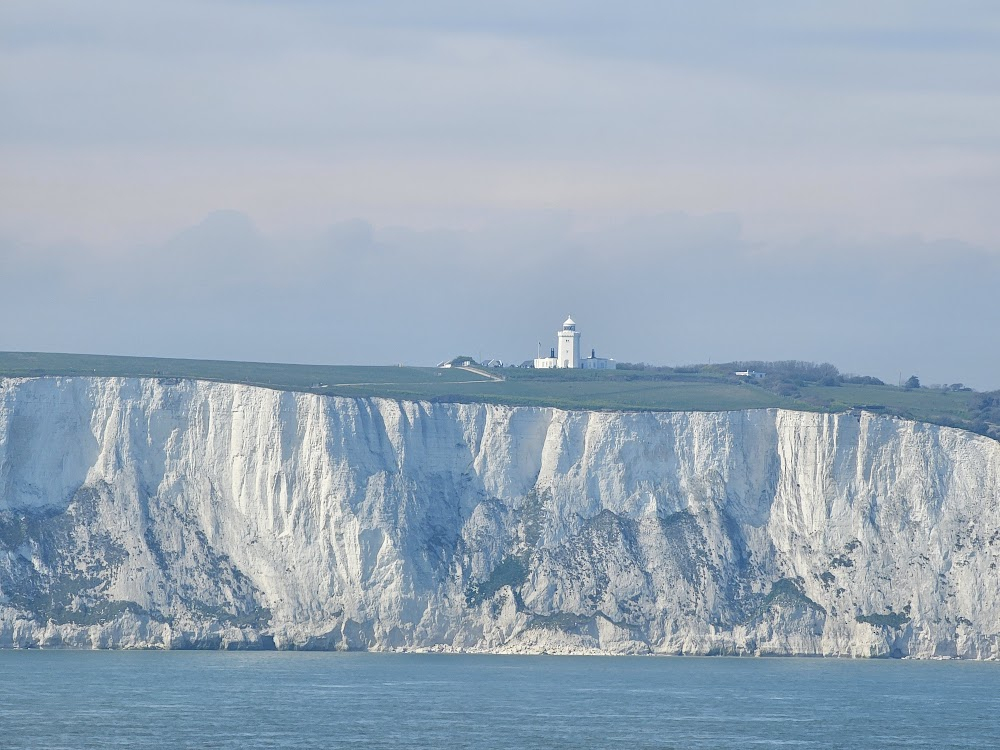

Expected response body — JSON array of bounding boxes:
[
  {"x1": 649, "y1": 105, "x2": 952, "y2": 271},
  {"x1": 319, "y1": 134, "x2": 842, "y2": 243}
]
[{"x1": 1, "y1": 651, "x2": 998, "y2": 749}]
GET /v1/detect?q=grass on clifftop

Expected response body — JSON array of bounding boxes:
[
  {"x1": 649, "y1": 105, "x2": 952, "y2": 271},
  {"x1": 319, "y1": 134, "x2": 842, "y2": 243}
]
[
  {"x1": 0, "y1": 351, "x2": 792, "y2": 412},
  {"x1": 0, "y1": 351, "x2": 486, "y2": 391},
  {"x1": 1, "y1": 351, "x2": 997, "y2": 439}
]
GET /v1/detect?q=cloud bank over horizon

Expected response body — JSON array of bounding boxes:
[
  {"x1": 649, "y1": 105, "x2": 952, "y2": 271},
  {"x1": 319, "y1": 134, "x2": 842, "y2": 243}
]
[
  {"x1": 2, "y1": 2, "x2": 999, "y2": 386},
  {"x1": 3, "y1": 208, "x2": 998, "y2": 390}
]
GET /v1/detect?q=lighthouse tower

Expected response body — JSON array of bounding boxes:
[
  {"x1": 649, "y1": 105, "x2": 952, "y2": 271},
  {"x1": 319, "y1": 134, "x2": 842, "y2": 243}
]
[{"x1": 557, "y1": 316, "x2": 581, "y2": 369}]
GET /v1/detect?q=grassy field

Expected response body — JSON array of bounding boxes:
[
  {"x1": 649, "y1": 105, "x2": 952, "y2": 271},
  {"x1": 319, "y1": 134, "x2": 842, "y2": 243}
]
[
  {"x1": 334, "y1": 371, "x2": 796, "y2": 412},
  {"x1": 0, "y1": 351, "x2": 791, "y2": 412},
  {"x1": 796, "y1": 384, "x2": 978, "y2": 428},
  {"x1": 0, "y1": 351, "x2": 491, "y2": 394},
  {"x1": 0, "y1": 352, "x2": 992, "y2": 438}
]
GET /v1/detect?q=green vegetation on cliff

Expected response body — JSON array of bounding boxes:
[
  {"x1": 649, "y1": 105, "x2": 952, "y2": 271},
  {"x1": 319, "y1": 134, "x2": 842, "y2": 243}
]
[{"x1": 1, "y1": 351, "x2": 997, "y2": 440}]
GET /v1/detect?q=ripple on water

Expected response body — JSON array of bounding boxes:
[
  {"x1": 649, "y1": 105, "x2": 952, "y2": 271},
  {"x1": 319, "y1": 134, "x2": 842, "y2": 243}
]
[{"x1": 1, "y1": 653, "x2": 999, "y2": 750}]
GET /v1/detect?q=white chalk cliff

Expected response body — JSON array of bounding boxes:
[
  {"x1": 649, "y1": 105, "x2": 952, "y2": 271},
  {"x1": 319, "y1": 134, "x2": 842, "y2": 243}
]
[{"x1": 1, "y1": 376, "x2": 999, "y2": 657}]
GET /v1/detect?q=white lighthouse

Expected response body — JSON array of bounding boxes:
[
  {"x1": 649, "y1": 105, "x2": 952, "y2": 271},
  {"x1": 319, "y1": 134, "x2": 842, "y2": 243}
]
[
  {"x1": 532, "y1": 315, "x2": 614, "y2": 369},
  {"x1": 556, "y1": 316, "x2": 581, "y2": 369}
]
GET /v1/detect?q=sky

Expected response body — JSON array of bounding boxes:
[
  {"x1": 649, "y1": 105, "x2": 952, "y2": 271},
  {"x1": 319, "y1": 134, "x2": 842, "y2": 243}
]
[{"x1": 2, "y1": 1, "x2": 999, "y2": 388}]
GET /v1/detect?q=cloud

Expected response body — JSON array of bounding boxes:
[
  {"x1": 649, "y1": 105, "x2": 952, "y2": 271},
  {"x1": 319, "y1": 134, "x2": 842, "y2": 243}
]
[
  {"x1": 2, "y1": 210, "x2": 998, "y2": 389},
  {"x1": 3, "y1": 1, "x2": 1000, "y2": 247}
]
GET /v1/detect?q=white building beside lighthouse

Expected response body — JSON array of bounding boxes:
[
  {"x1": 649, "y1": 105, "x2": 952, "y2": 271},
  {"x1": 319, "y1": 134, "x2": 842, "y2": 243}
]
[{"x1": 533, "y1": 316, "x2": 616, "y2": 369}]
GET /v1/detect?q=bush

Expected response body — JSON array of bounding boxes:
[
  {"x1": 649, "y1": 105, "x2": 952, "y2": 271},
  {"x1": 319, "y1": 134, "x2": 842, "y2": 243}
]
[{"x1": 843, "y1": 375, "x2": 885, "y2": 386}]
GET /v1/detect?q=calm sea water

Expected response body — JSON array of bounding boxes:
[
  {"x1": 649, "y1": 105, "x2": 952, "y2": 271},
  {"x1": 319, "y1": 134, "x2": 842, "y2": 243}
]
[{"x1": 1, "y1": 651, "x2": 998, "y2": 749}]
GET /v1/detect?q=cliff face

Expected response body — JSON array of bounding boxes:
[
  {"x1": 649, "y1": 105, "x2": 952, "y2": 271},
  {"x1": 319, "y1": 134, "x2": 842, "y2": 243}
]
[{"x1": 1, "y1": 376, "x2": 999, "y2": 657}]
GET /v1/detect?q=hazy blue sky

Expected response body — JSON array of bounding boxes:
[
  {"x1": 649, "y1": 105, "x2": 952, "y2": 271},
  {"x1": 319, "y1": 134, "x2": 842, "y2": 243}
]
[{"x1": 3, "y1": 1, "x2": 999, "y2": 387}]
